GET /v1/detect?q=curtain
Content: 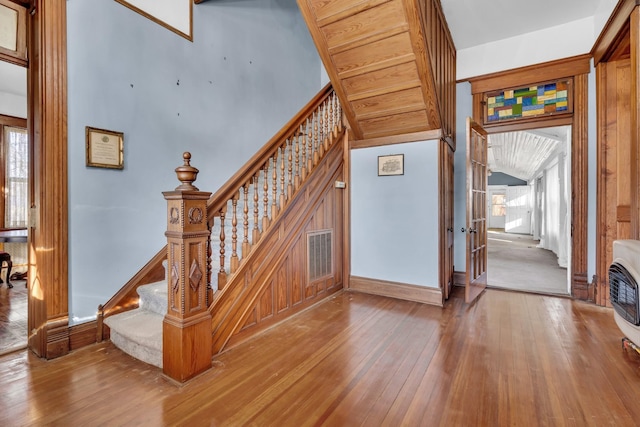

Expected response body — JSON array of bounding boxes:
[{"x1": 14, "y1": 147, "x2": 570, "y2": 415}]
[{"x1": 4, "y1": 126, "x2": 28, "y2": 269}]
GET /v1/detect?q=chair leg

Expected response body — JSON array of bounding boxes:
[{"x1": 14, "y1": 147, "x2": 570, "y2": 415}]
[{"x1": 6, "y1": 259, "x2": 12, "y2": 289}]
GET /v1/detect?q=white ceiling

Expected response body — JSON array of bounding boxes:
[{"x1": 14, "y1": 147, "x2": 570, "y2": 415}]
[
  {"x1": 440, "y1": 0, "x2": 603, "y2": 50},
  {"x1": 488, "y1": 127, "x2": 569, "y2": 181}
]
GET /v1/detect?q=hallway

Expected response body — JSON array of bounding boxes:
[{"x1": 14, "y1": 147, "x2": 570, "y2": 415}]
[{"x1": 488, "y1": 229, "x2": 568, "y2": 295}]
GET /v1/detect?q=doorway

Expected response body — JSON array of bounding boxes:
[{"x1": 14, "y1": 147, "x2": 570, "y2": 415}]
[
  {"x1": 0, "y1": 61, "x2": 28, "y2": 354},
  {"x1": 486, "y1": 126, "x2": 571, "y2": 295}
]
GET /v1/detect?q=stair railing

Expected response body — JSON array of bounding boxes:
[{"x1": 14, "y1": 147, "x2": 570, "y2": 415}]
[
  {"x1": 204, "y1": 84, "x2": 343, "y2": 296},
  {"x1": 97, "y1": 84, "x2": 343, "y2": 354}
]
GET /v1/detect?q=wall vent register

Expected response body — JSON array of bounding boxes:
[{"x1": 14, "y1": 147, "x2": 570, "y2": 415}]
[{"x1": 307, "y1": 230, "x2": 333, "y2": 282}]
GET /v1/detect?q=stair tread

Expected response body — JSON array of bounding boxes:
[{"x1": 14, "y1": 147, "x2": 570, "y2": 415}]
[
  {"x1": 137, "y1": 281, "x2": 168, "y2": 315},
  {"x1": 104, "y1": 309, "x2": 163, "y2": 350}
]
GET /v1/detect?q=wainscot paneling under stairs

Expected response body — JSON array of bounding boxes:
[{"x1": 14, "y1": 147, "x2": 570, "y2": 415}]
[{"x1": 100, "y1": 85, "x2": 346, "y2": 380}]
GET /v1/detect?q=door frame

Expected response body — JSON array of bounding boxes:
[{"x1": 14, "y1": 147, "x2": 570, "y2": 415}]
[
  {"x1": 468, "y1": 54, "x2": 591, "y2": 301},
  {"x1": 26, "y1": 0, "x2": 70, "y2": 358}
]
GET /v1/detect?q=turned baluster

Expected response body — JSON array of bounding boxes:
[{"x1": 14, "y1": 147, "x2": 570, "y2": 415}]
[
  {"x1": 294, "y1": 133, "x2": 300, "y2": 190},
  {"x1": 301, "y1": 124, "x2": 308, "y2": 181},
  {"x1": 323, "y1": 100, "x2": 330, "y2": 152},
  {"x1": 230, "y1": 193, "x2": 239, "y2": 274},
  {"x1": 332, "y1": 93, "x2": 340, "y2": 137},
  {"x1": 318, "y1": 104, "x2": 325, "y2": 157},
  {"x1": 206, "y1": 226, "x2": 212, "y2": 302},
  {"x1": 262, "y1": 165, "x2": 270, "y2": 231},
  {"x1": 307, "y1": 118, "x2": 313, "y2": 172},
  {"x1": 329, "y1": 94, "x2": 336, "y2": 140},
  {"x1": 218, "y1": 206, "x2": 227, "y2": 289},
  {"x1": 242, "y1": 181, "x2": 250, "y2": 258},
  {"x1": 313, "y1": 111, "x2": 320, "y2": 166},
  {"x1": 252, "y1": 174, "x2": 261, "y2": 243},
  {"x1": 280, "y1": 143, "x2": 286, "y2": 208},
  {"x1": 271, "y1": 152, "x2": 278, "y2": 219},
  {"x1": 337, "y1": 94, "x2": 343, "y2": 131},
  {"x1": 287, "y1": 138, "x2": 293, "y2": 199}
]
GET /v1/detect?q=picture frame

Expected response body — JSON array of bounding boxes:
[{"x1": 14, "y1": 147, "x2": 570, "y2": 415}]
[
  {"x1": 378, "y1": 154, "x2": 404, "y2": 176},
  {"x1": 86, "y1": 126, "x2": 124, "y2": 170},
  {"x1": 114, "y1": 0, "x2": 193, "y2": 41}
]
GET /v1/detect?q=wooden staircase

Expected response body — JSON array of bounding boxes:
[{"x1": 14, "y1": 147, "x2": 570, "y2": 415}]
[
  {"x1": 100, "y1": 85, "x2": 347, "y2": 381},
  {"x1": 297, "y1": 0, "x2": 456, "y2": 142},
  {"x1": 100, "y1": 0, "x2": 457, "y2": 382}
]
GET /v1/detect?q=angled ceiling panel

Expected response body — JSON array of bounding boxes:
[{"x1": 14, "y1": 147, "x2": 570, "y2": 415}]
[{"x1": 297, "y1": 0, "x2": 442, "y2": 140}]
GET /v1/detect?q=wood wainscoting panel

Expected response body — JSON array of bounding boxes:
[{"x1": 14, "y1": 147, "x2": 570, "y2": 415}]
[
  {"x1": 211, "y1": 141, "x2": 346, "y2": 353},
  {"x1": 350, "y1": 276, "x2": 443, "y2": 307}
]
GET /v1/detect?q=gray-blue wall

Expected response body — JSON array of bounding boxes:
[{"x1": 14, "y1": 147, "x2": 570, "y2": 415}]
[
  {"x1": 67, "y1": 0, "x2": 322, "y2": 323},
  {"x1": 488, "y1": 172, "x2": 527, "y2": 186},
  {"x1": 351, "y1": 141, "x2": 439, "y2": 288}
]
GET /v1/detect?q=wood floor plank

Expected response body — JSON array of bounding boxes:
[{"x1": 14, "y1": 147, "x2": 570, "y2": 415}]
[{"x1": 2, "y1": 288, "x2": 640, "y2": 426}]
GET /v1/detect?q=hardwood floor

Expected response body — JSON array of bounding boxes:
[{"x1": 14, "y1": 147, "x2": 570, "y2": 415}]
[
  {"x1": 0, "y1": 281, "x2": 27, "y2": 356},
  {"x1": 2, "y1": 287, "x2": 640, "y2": 426}
]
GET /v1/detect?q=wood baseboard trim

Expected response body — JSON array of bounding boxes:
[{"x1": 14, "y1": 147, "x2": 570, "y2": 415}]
[
  {"x1": 453, "y1": 271, "x2": 466, "y2": 286},
  {"x1": 349, "y1": 276, "x2": 443, "y2": 307},
  {"x1": 69, "y1": 320, "x2": 98, "y2": 351}
]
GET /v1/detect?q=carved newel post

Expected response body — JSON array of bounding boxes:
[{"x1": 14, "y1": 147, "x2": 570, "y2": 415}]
[{"x1": 163, "y1": 152, "x2": 212, "y2": 383}]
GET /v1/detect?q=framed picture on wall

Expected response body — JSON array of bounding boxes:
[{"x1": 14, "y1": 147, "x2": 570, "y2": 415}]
[
  {"x1": 86, "y1": 126, "x2": 124, "y2": 169},
  {"x1": 378, "y1": 154, "x2": 404, "y2": 176}
]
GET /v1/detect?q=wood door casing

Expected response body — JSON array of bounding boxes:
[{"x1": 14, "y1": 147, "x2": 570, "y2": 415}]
[
  {"x1": 469, "y1": 55, "x2": 590, "y2": 301},
  {"x1": 465, "y1": 118, "x2": 488, "y2": 304},
  {"x1": 596, "y1": 58, "x2": 632, "y2": 306},
  {"x1": 440, "y1": 139, "x2": 454, "y2": 301}
]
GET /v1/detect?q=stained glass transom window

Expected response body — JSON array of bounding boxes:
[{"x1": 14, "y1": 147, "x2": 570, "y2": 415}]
[{"x1": 485, "y1": 79, "x2": 572, "y2": 123}]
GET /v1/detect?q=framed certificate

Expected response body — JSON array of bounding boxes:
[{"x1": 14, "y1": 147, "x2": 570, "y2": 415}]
[{"x1": 86, "y1": 127, "x2": 124, "y2": 169}]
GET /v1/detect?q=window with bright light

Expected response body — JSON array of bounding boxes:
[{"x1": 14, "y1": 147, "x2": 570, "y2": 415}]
[
  {"x1": 491, "y1": 194, "x2": 506, "y2": 217},
  {"x1": 0, "y1": 117, "x2": 28, "y2": 271},
  {"x1": 4, "y1": 126, "x2": 28, "y2": 228}
]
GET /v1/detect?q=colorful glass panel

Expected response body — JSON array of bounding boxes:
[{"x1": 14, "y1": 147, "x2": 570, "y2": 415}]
[{"x1": 485, "y1": 80, "x2": 571, "y2": 123}]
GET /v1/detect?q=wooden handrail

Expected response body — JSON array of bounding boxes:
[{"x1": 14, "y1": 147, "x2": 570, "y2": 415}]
[
  {"x1": 206, "y1": 84, "x2": 343, "y2": 290},
  {"x1": 99, "y1": 83, "x2": 342, "y2": 331},
  {"x1": 207, "y1": 83, "x2": 334, "y2": 216}
]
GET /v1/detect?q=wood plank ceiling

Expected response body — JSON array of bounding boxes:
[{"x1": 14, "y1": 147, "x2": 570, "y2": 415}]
[
  {"x1": 487, "y1": 127, "x2": 568, "y2": 181},
  {"x1": 297, "y1": 0, "x2": 441, "y2": 140}
]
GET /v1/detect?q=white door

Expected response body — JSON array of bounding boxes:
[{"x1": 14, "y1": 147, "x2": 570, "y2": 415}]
[{"x1": 505, "y1": 186, "x2": 531, "y2": 234}]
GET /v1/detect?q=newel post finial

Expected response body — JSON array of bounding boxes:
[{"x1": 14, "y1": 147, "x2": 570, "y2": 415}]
[{"x1": 175, "y1": 152, "x2": 200, "y2": 191}]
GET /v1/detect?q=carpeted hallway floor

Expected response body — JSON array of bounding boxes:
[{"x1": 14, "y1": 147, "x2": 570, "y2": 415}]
[{"x1": 487, "y1": 229, "x2": 568, "y2": 295}]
